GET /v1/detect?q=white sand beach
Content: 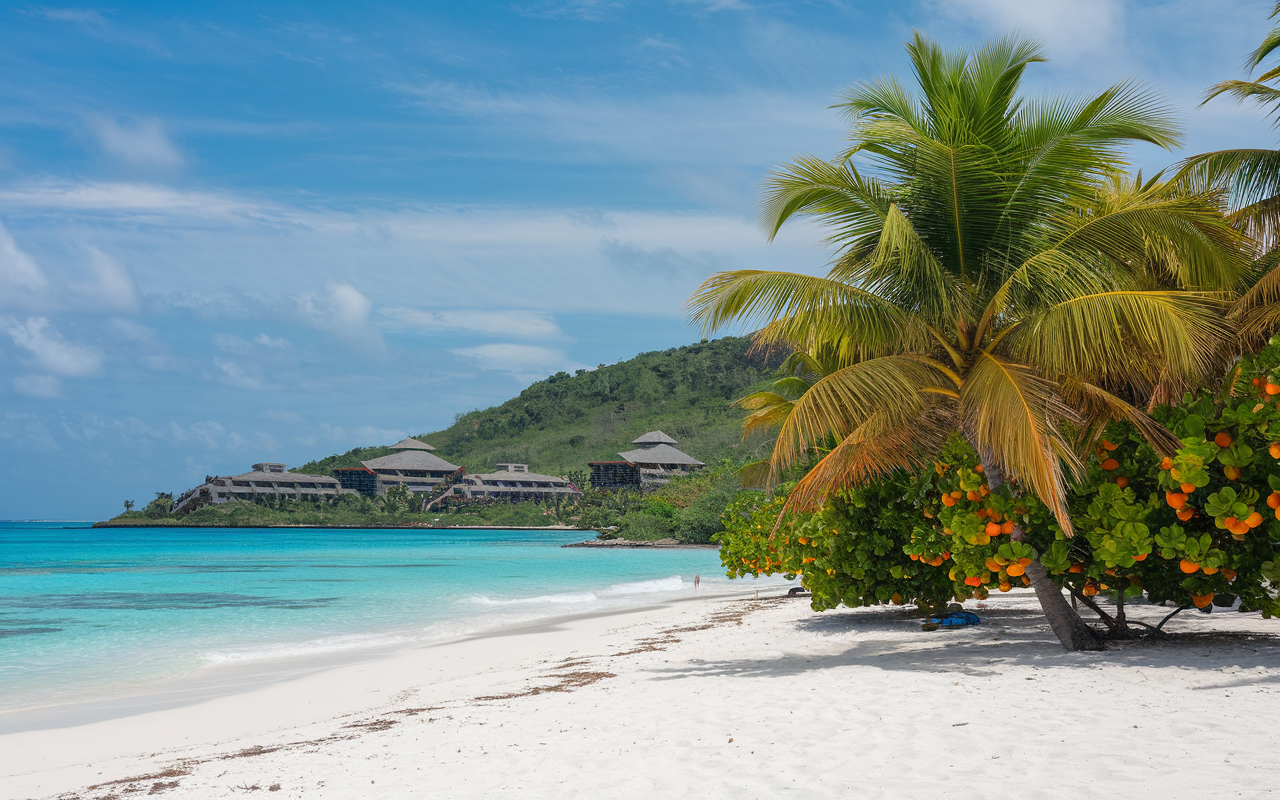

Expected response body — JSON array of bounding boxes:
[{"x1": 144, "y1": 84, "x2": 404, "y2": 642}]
[{"x1": 4, "y1": 589, "x2": 1279, "y2": 800}]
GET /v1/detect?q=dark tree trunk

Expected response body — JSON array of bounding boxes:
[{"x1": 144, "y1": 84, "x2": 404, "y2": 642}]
[
  {"x1": 1026, "y1": 560, "x2": 1105, "y2": 650},
  {"x1": 974, "y1": 448, "x2": 1105, "y2": 651}
]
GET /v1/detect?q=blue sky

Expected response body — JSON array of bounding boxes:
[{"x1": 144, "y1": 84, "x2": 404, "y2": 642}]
[{"x1": 0, "y1": 0, "x2": 1275, "y2": 519}]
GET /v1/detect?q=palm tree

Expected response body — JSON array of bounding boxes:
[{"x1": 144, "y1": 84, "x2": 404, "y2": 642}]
[
  {"x1": 688, "y1": 34, "x2": 1248, "y2": 650},
  {"x1": 1182, "y1": 3, "x2": 1280, "y2": 344}
]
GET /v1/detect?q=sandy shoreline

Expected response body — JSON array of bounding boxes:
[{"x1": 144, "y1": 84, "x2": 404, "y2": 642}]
[{"x1": 4, "y1": 589, "x2": 1280, "y2": 799}]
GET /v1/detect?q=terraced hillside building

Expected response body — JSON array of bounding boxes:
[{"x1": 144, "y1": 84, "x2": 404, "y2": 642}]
[
  {"x1": 334, "y1": 437, "x2": 463, "y2": 497},
  {"x1": 450, "y1": 463, "x2": 582, "y2": 502},
  {"x1": 171, "y1": 462, "x2": 349, "y2": 513},
  {"x1": 588, "y1": 431, "x2": 706, "y2": 491}
]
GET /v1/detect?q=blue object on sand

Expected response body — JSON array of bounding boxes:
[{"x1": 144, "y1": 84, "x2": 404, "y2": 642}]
[{"x1": 929, "y1": 611, "x2": 982, "y2": 627}]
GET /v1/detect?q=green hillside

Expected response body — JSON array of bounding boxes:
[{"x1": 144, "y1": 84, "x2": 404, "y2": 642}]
[{"x1": 293, "y1": 336, "x2": 784, "y2": 478}]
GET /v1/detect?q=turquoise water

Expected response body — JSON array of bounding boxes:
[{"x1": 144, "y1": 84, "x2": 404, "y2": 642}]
[{"x1": 0, "y1": 522, "x2": 773, "y2": 714}]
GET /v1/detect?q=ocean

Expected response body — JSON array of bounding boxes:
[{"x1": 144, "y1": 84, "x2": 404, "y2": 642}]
[{"x1": 0, "y1": 521, "x2": 782, "y2": 718}]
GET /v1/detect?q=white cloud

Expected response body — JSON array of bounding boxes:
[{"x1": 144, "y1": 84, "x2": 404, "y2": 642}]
[
  {"x1": 0, "y1": 181, "x2": 267, "y2": 222},
  {"x1": 0, "y1": 187, "x2": 826, "y2": 321},
  {"x1": 299, "y1": 282, "x2": 385, "y2": 353},
  {"x1": 376, "y1": 307, "x2": 565, "y2": 339},
  {"x1": 12, "y1": 374, "x2": 61, "y2": 398},
  {"x1": 452, "y1": 342, "x2": 587, "y2": 380},
  {"x1": 0, "y1": 224, "x2": 46, "y2": 305},
  {"x1": 1, "y1": 316, "x2": 102, "y2": 377},
  {"x1": 86, "y1": 115, "x2": 184, "y2": 169},
  {"x1": 295, "y1": 423, "x2": 407, "y2": 449},
  {"x1": 264, "y1": 409, "x2": 303, "y2": 424},
  {"x1": 255, "y1": 333, "x2": 291, "y2": 348},
  {"x1": 932, "y1": 0, "x2": 1124, "y2": 62},
  {"x1": 213, "y1": 358, "x2": 275, "y2": 391},
  {"x1": 77, "y1": 247, "x2": 139, "y2": 311},
  {"x1": 24, "y1": 7, "x2": 170, "y2": 55}
]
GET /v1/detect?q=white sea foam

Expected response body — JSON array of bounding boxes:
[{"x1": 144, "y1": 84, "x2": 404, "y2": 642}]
[
  {"x1": 468, "y1": 575, "x2": 687, "y2": 608},
  {"x1": 201, "y1": 632, "x2": 418, "y2": 666}
]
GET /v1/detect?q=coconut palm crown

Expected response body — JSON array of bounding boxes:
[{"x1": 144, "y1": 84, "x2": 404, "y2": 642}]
[{"x1": 688, "y1": 34, "x2": 1249, "y2": 535}]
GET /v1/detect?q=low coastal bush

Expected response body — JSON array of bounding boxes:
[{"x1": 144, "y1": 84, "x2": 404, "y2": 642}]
[
  {"x1": 716, "y1": 340, "x2": 1280, "y2": 632},
  {"x1": 575, "y1": 463, "x2": 743, "y2": 544}
]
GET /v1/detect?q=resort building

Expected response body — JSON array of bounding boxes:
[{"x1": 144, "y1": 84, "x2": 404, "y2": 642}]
[
  {"x1": 450, "y1": 463, "x2": 582, "y2": 502},
  {"x1": 171, "y1": 462, "x2": 349, "y2": 514},
  {"x1": 589, "y1": 431, "x2": 706, "y2": 491},
  {"x1": 336, "y1": 437, "x2": 464, "y2": 496}
]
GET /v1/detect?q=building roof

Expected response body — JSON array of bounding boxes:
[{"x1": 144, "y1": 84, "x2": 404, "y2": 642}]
[
  {"x1": 361, "y1": 450, "x2": 460, "y2": 472},
  {"x1": 389, "y1": 437, "x2": 435, "y2": 451},
  {"x1": 225, "y1": 467, "x2": 338, "y2": 484},
  {"x1": 631, "y1": 430, "x2": 679, "y2": 445},
  {"x1": 467, "y1": 469, "x2": 578, "y2": 485},
  {"x1": 616, "y1": 443, "x2": 705, "y2": 467}
]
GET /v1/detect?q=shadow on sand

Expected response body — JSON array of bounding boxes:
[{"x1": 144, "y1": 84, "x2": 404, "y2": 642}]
[{"x1": 643, "y1": 601, "x2": 1280, "y2": 684}]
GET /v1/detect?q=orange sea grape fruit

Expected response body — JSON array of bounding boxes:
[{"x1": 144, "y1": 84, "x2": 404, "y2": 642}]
[
  {"x1": 1176, "y1": 509, "x2": 1194, "y2": 522},
  {"x1": 1214, "y1": 431, "x2": 1233, "y2": 448},
  {"x1": 1161, "y1": 457, "x2": 1173, "y2": 470},
  {"x1": 1224, "y1": 465, "x2": 1241, "y2": 480},
  {"x1": 1166, "y1": 492, "x2": 1188, "y2": 509},
  {"x1": 1179, "y1": 559, "x2": 1200, "y2": 574},
  {"x1": 1100, "y1": 458, "x2": 1120, "y2": 471},
  {"x1": 1102, "y1": 439, "x2": 1118, "y2": 451},
  {"x1": 1115, "y1": 476, "x2": 1129, "y2": 488},
  {"x1": 1181, "y1": 482, "x2": 1197, "y2": 494}
]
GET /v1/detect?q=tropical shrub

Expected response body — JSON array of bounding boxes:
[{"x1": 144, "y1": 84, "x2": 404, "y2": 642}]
[{"x1": 717, "y1": 339, "x2": 1280, "y2": 632}]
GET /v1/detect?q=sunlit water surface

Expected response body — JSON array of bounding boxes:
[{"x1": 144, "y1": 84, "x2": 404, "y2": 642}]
[{"x1": 0, "y1": 522, "x2": 782, "y2": 712}]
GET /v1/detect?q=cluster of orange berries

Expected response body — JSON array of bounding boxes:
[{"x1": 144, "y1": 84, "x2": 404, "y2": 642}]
[
  {"x1": 1251, "y1": 376, "x2": 1280, "y2": 396},
  {"x1": 909, "y1": 551, "x2": 950, "y2": 567}
]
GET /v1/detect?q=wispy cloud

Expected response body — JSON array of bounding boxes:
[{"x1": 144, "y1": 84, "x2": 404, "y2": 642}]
[
  {"x1": 22, "y1": 6, "x2": 170, "y2": 55},
  {"x1": 0, "y1": 224, "x2": 47, "y2": 302},
  {"x1": 452, "y1": 342, "x2": 587, "y2": 380},
  {"x1": 85, "y1": 114, "x2": 184, "y2": 169},
  {"x1": 299, "y1": 282, "x2": 386, "y2": 354},
  {"x1": 510, "y1": 0, "x2": 625, "y2": 22},
  {"x1": 376, "y1": 307, "x2": 565, "y2": 339},
  {"x1": 1, "y1": 316, "x2": 102, "y2": 377},
  {"x1": 12, "y1": 374, "x2": 62, "y2": 398},
  {"x1": 213, "y1": 357, "x2": 276, "y2": 391}
]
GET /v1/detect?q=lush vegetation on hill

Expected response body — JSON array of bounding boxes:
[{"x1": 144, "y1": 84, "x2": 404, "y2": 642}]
[{"x1": 293, "y1": 336, "x2": 782, "y2": 477}]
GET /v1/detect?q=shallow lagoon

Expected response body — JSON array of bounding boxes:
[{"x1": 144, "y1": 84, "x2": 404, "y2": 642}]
[{"x1": 0, "y1": 521, "x2": 774, "y2": 714}]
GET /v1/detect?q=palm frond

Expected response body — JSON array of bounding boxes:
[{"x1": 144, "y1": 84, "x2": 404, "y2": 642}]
[
  {"x1": 770, "y1": 355, "x2": 957, "y2": 477},
  {"x1": 1009, "y1": 290, "x2": 1234, "y2": 385},
  {"x1": 960, "y1": 353, "x2": 1081, "y2": 534},
  {"x1": 782, "y1": 409, "x2": 953, "y2": 513},
  {"x1": 759, "y1": 156, "x2": 891, "y2": 244},
  {"x1": 1059, "y1": 379, "x2": 1181, "y2": 456}
]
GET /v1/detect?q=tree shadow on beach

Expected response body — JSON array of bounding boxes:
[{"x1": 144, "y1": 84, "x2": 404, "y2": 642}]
[{"x1": 643, "y1": 603, "x2": 1280, "y2": 684}]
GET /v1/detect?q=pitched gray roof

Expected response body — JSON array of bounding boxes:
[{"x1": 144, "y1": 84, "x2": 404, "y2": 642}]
[
  {"x1": 361, "y1": 450, "x2": 460, "y2": 472},
  {"x1": 617, "y1": 443, "x2": 704, "y2": 466},
  {"x1": 389, "y1": 437, "x2": 435, "y2": 451},
  {"x1": 631, "y1": 430, "x2": 678, "y2": 445},
  {"x1": 226, "y1": 469, "x2": 338, "y2": 484}
]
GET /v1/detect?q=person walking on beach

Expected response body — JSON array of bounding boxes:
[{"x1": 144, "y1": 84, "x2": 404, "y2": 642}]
[{"x1": 694, "y1": 574, "x2": 700, "y2": 591}]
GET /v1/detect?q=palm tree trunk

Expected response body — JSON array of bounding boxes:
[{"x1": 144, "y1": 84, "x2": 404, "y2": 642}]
[
  {"x1": 976, "y1": 450, "x2": 1104, "y2": 651},
  {"x1": 1025, "y1": 560, "x2": 1105, "y2": 650}
]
